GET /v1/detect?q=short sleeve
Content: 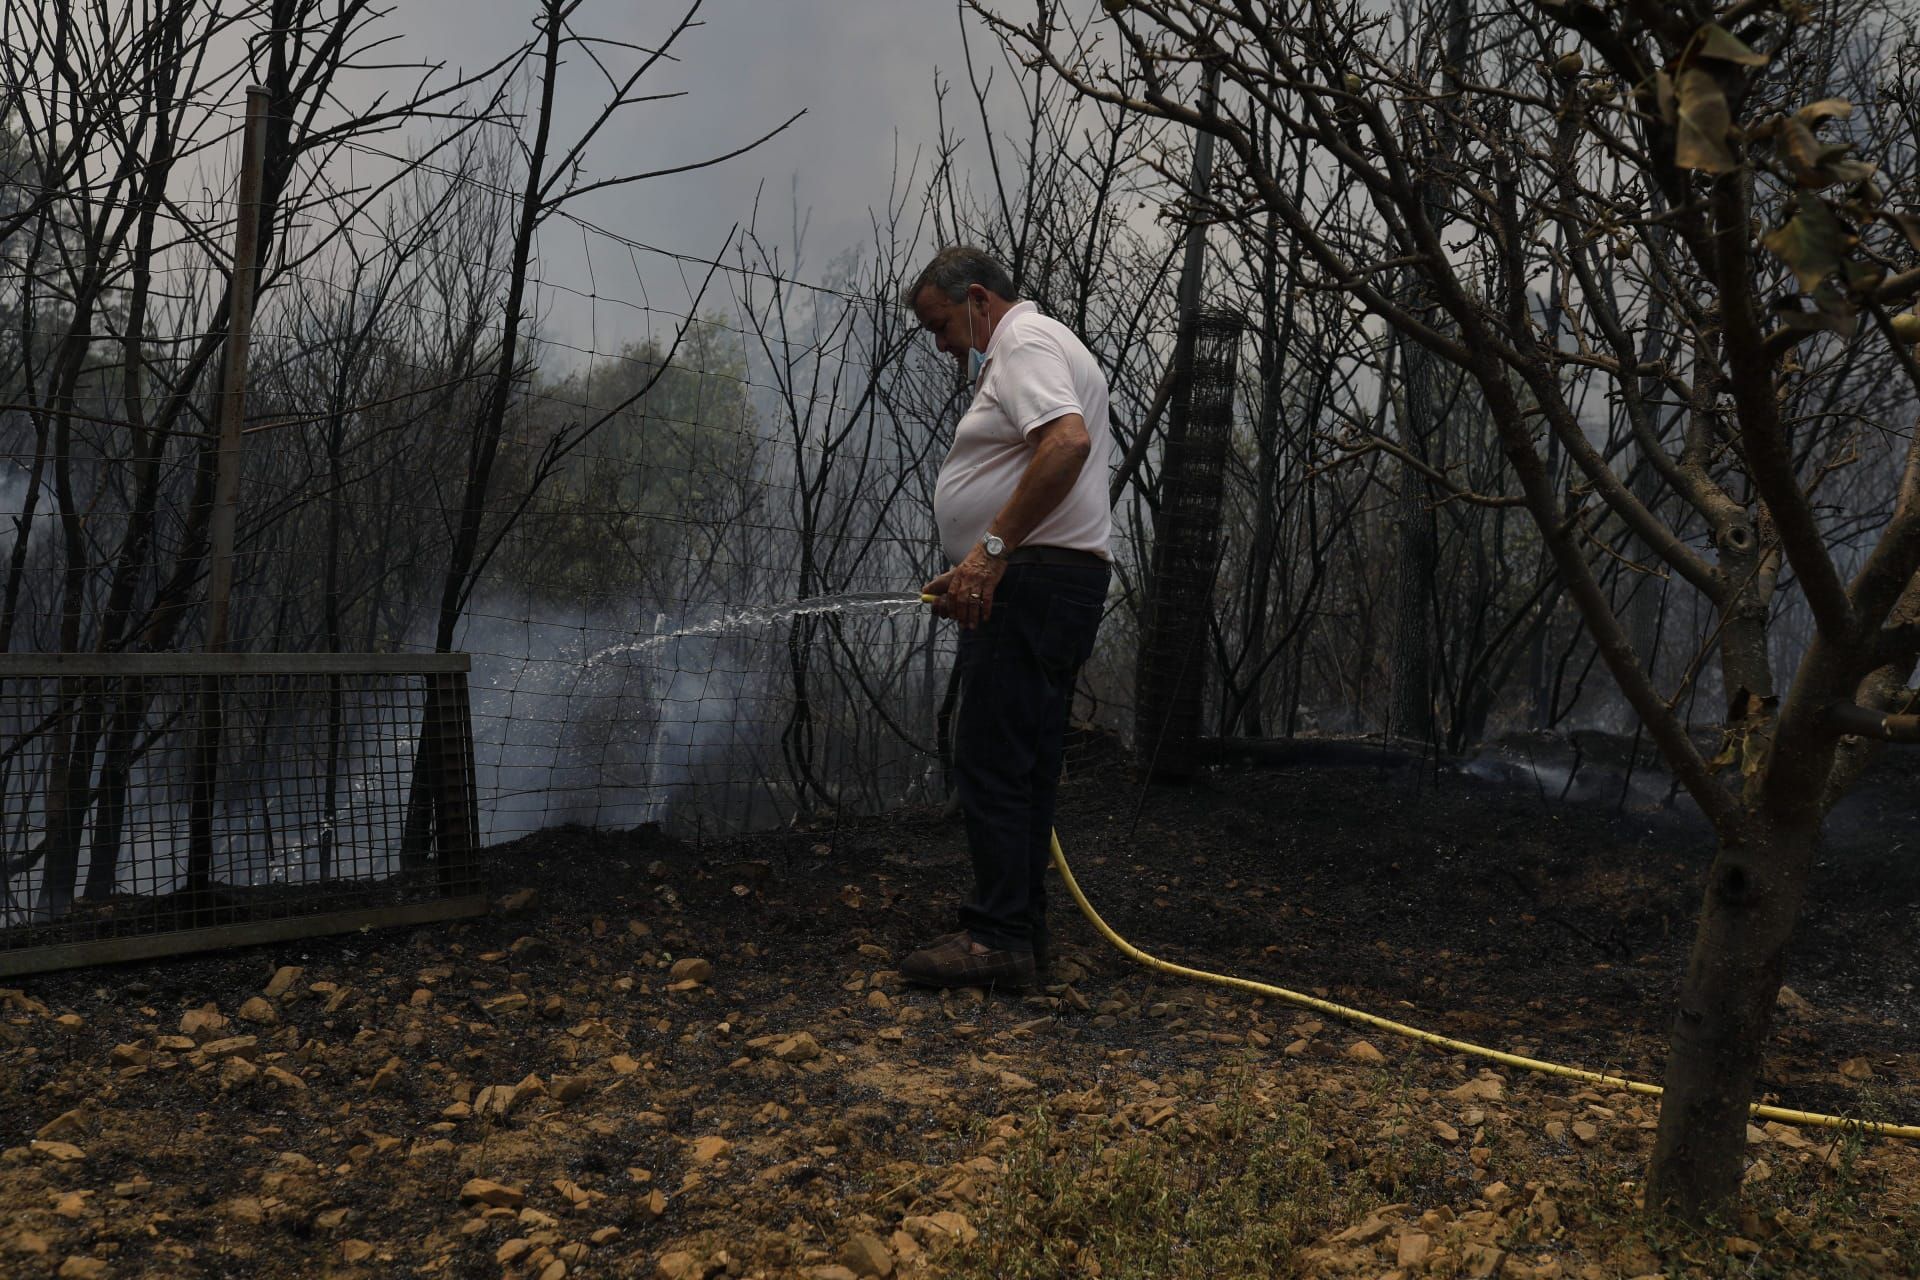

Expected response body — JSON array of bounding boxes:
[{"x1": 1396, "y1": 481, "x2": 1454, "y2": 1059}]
[{"x1": 990, "y1": 329, "x2": 1084, "y2": 439}]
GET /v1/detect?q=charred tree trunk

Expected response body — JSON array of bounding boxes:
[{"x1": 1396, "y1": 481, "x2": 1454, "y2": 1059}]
[
  {"x1": 1649, "y1": 808, "x2": 1818, "y2": 1214},
  {"x1": 1389, "y1": 333, "x2": 1440, "y2": 744}
]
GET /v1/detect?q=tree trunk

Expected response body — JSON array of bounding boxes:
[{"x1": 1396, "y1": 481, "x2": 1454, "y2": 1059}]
[
  {"x1": 1648, "y1": 809, "x2": 1817, "y2": 1215},
  {"x1": 1390, "y1": 333, "x2": 1439, "y2": 743}
]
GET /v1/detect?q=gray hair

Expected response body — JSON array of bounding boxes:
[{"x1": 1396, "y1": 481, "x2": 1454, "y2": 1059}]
[{"x1": 903, "y1": 246, "x2": 1016, "y2": 307}]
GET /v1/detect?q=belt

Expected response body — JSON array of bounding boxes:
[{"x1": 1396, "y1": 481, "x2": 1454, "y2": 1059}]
[{"x1": 1006, "y1": 545, "x2": 1108, "y2": 568}]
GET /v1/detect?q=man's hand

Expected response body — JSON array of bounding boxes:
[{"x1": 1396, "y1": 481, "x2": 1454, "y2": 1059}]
[{"x1": 923, "y1": 545, "x2": 1008, "y2": 629}]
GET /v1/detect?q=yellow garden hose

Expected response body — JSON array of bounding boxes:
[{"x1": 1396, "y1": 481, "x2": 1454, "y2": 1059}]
[
  {"x1": 915, "y1": 593, "x2": 1916, "y2": 1138},
  {"x1": 1047, "y1": 830, "x2": 1920, "y2": 1140}
]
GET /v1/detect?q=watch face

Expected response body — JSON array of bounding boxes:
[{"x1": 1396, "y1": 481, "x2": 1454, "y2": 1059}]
[{"x1": 984, "y1": 535, "x2": 1005, "y2": 556}]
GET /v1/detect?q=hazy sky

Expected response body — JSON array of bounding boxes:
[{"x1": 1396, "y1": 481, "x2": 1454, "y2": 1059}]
[{"x1": 383, "y1": 0, "x2": 1003, "y2": 353}]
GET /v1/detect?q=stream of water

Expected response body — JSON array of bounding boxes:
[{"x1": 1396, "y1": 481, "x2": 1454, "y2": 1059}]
[{"x1": 584, "y1": 591, "x2": 928, "y2": 669}]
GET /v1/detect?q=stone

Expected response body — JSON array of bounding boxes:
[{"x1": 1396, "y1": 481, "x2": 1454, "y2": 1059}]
[
  {"x1": 1571, "y1": 1120, "x2": 1599, "y2": 1145},
  {"x1": 1346, "y1": 1040, "x2": 1385, "y2": 1064},
  {"x1": 1398, "y1": 1230, "x2": 1432, "y2": 1268},
  {"x1": 1447, "y1": 1074, "x2": 1506, "y2": 1103},
  {"x1": 1463, "y1": 1243, "x2": 1508, "y2": 1278},
  {"x1": 497, "y1": 888, "x2": 539, "y2": 916},
  {"x1": 459, "y1": 1179, "x2": 525, "y2": 1208},
  {"x1": 841, "y1": 1232, "x2": 894, "y2": 1277},
  {"x1": 31, "y1": 1140, "x2": 85, "y2": 1162},
  {"x1": 654, "y1": 1251, "x2": 698, "y2": 1280},
  {"x1": 1838, "y1": 1056, "x2": 1874, "y2": 1081},
  {"x1": 368, "y1": 1058, "x2": 405, "y2": 1094},
  {"x1": 689, "y1": 1135, "x2": 731, "y2": 1163},
  {"x1": 264, "y1": 1065, "x2": 306, "y2": 1091},
  {"x1": 808, "y1": 1269, "x2": 859, "y2": 1280},
  {"x1": 1333, "y1": 1214, "x2": 1395, "y2": 1245},
  {"x1": 905, "y1": 1211, "x2": 978, "y2": 1245},
  {"x1": 201, "y1": 1035, "x2": 260, "y2": 1060},
  {"x1": 224, "y1": 1197, "x2": 268, "y2": 1225},
  {"x1": 773, "y1": 1032, "x2": 823, "y2": 1062},
  {"x1": 180, "y1": 1007, "x2": 227, "y2": 1040},
  {"x1": 57, "y1": 1258, "x2": 109, "y2": 1279},
  {"x1": 220, "y1": 1057, "x2": 260, "y2": 1089},
  {"x1": 264, "y1": 965, "x2": 304, "y2": 998},
  {"x1": 237, "y1": 997, "x2": 277, "y2": 1025},
  {"x1": 108, "y1": 1044, "x2": 150, "y2": 1067},
  {"x1": 36, "y1": 1110, "x2": 85, "y2": 1141},
  {"x1": 1432, "y1": 1120, "x2": 1460, "y2": 1144},
  {"x1": 497, "y1": 1239, "x2": 533, "y2": 1265},
  {"x1": 341, "y1": 1240, "x2": 374, "y2": 1263},
  {"x1": 550, "y1": 1075, "x2": 591, "y2": 1103},
  {"x1": 1775, "y1": 985, "x2": 1812, "y2": 1014},
  {"x1": 669, "y1": 957, "x2": 713, "y2": 985},
  {"x1": 609, "y1": 1054, "x2": 640, "y2": 1074}
]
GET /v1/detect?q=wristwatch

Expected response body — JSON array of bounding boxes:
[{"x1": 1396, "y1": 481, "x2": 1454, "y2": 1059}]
[{"x1": 982, "y1": 533, "x2": 1008, "y2": 560}]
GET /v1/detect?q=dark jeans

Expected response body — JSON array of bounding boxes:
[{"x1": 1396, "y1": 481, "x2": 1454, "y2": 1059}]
[{"x1": 954, "y1": 561, "x2": 1109, "y2": 950}]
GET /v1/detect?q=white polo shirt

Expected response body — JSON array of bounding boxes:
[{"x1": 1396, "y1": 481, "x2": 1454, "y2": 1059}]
[{"x1": 933, "y1": 300, "x2": 1112, "y2": 565}]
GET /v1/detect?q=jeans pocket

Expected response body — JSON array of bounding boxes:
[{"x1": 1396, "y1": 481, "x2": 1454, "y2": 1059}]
[{"x1": 1037, "y1": 591, "x2": 1102, "y2": 677}]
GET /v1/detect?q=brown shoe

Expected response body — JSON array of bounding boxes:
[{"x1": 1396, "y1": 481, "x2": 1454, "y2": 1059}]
[{"x1": 900, "y1": 932, "x2": 1037, "y2": 991}]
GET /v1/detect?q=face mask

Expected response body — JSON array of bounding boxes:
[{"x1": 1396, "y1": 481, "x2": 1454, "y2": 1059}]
[{"x1": 967, "y1": 304, "x2": 987, "y2": 384}]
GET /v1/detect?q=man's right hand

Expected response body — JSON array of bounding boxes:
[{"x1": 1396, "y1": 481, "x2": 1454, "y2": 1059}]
[{"x1": 922, "y1": 569, "x2": 956, "y2": 620}]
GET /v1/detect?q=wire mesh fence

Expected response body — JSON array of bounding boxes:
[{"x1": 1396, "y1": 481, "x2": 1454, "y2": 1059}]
[{"x1": 0, "y1": 653, "x2": 480, "y2": 975}]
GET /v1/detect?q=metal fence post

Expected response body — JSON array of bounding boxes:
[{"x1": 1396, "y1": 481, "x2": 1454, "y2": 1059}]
[
  {"x1": 206, "y1": 84, "x2": 270, "y2": 650},
  {"x1": 189, "y1": 85, "x2": 271, "y2": 896}
]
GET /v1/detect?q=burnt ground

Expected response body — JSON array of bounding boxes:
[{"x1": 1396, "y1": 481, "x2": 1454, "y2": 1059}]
[{"x1": 0, "y1": 747, "x2": 1917, "y2": 1280}]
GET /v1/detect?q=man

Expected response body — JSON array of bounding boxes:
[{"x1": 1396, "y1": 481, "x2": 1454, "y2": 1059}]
[{"x1": 899, "y1": 246, "x2": 1112, "y2": 991}]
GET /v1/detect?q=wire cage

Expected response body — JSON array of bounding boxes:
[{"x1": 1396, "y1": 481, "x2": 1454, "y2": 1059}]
[
  {"x1": 0, "y1": 652, "x2": 481, "y2": 976},
  {"x1": 1134, "y1": 308, "x2": 1245, "y2": 776}
]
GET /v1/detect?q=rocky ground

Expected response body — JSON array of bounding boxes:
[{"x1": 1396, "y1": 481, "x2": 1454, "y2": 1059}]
[{"x1": 1, "y1": 749, "x2": 1917, "y2": 1279}]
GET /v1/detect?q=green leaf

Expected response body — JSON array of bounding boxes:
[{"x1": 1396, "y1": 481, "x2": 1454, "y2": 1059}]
[
  {"x1": 1762, "y1": 194, "x2": 1858, "y2": 293},
  {"x1": 1690, "y1": 23, "x2": 1769, "y2": 66},
  {"x1": 1674, "y1": 68, "x2": 1737, "y2": 173}
]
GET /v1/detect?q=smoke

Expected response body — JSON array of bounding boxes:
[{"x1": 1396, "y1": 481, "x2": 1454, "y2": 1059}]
[{"x1": 457, "y1": 590, "x2": 943, "y2": 844}]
